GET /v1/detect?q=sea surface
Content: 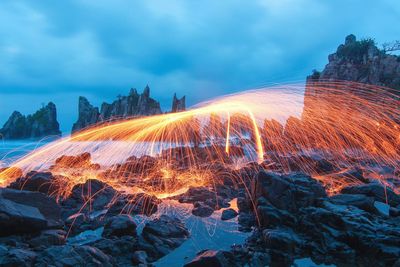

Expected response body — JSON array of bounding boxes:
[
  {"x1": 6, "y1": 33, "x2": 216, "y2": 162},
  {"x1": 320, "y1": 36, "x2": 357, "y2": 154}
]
[{"x1": 0, "y1": 140, "x2": 49, "y2": 167}]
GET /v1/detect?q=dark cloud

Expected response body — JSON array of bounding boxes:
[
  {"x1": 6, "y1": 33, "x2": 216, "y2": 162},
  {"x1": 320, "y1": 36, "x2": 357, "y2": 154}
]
[{"x1": 0, "y1": 0, "x2": 399, "y2": 132}]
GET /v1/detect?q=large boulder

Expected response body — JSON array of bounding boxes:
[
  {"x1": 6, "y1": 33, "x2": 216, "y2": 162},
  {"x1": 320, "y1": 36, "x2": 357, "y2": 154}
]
[
  {"x1": 298, "y1": 201, "x2": 400, "y2": 266},
  {"x1": 262, "y1": 228, "x2": 302, "y2": 253},
  {"x1": 8, "y1": 171, "x2": 59, "y2": 195},
  {"x1": 141, "y1": 215, "x2": 190, "y2": 259},
  {"x1": 221, "y1": 208, "x2": 238, "y2": 221},
  {"x1": 106, "y1": 193, "x2": 160, "y2": 217},
  {"x1": 329, "y1": 194, "x2": 377, "y2": 213},
  {"x1": 91, "y1": 236, "x2": 138, "y2": 266},
  {"x1": 28, "y1": 229, "x2": 66, "y2": 249},
  {"x1": 340, "y1": 183, "x2": 400, "y2": 207},
  {"x1": 192, "y1": 202, "x2": 214, "y2": 217},
  {"x1": 178, "y1": 186, "x2": 216, "y2": 204},
  {"x1": 36, "y1": 245, "x2": 112, "y2": 266},
  {"x1": 62, "y1": 179, "x2": 117, "y2": 215},
  {"x1": 0, "y1": 188, "x2": 62, "y2": 236},
  {"x1": 251, "y1": 171, "x2": 326, "y2": 212},
  {"x1": 102, "y1": 215, "x2": 137, "y2": 238}
]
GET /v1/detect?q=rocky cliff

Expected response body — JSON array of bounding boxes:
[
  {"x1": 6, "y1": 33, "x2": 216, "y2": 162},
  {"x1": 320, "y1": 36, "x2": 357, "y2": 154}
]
[
  {"x1": 0, "y1": 102, "x2": 61, "y2": 140},
  {"x1": 171, "y1": 93, "x2": 186, "y2": 112},
  {"x1": 307, "y1": 34, "x2": 400, "y2": 90},
  {"x1": 72, "y1": 86, "x2": 185, "y2": 133}
]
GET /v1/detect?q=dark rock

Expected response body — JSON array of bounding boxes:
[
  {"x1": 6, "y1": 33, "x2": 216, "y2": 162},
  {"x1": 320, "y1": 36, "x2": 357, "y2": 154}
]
[
  {"x1": 102, "y1": 215, "x2": 137, "y2": 238},
  {"x1": 313, "y1": 158, "x2": 336, "y2": 174},
  {"x1": 256, "y1": 200, "x2": 296, "y2": 228},
  {"x1": 389, "y1": 207, "x2": 400, "y2": 217},
  {"x1": 28, "y1": 229, "x2": 66, "y2": 248},
  {"x1": 178, "y1": 186, "x2": 216, "y2": 204},
  {"x1": 65, "y1": 213, "x2": 87, "y2": 227},
  {"x1": 0, "y1": 102, "x2": 61, "y2": 140},
  {"x1": 131, "y1": 250, "x2": 148, "y2": 265},
  {"x1": 247, "y1": 251, "x2": 271, "y2": 267},
  {"x1": 141, "y1": 215, "x2": 189, "y2": 259},
  {"x1": 298, "y1": 202, "x2": 400, "y2": 266},
  {"x1": 63, "y1": 179, "x2": 117, "y2": 213},
  {"x1": 72, "y1": 86, "x2": 163, "y2": 133},
  {"x1": 221, "y1": 208, "x2": 238, "y2": 220},
  {"x1": 329, "y1": 193, "x2": 377, "y2": 213},
  {"x1": 192, "y1": 202, "x2": 214, "y2": 217},
  {"x1": 205, "y1": 197, "x2": 230, "y2": 210},
  {"x1": 0, "y1": 188, "x2": 62, "y2": 236},
  {"x1": 0, "y1": 248, "x2": 37, "y2": 267},
  {"x1": 36, "y1": 245, "x2": 112, "y2": 266},
  {"x1": 8, "y1": 171, "x2": 58, "y2": 195},
  {"x1": 341, "y1": 183, "x2": 400, "y2": 207},
  {"x1": 237, "y1": 212, "x2": 256, "y2": 231},
  {"x1": 171, "y1": 93, "x2": 186, "y2": 112},
  {"x1": 71, "y1": 96, "x2": 100, "y2": 133},
  {"x1": 0, "y1": 244, "x2": 7, "y2": 257},
  {"x1": 262, "y1": 228, "x2": 302, "y2": 253},
  {"x1": 251, "y1": 171, "x2": 326, "y2": 212},
  {"x1": 184, "y1": 250, "x2": 237, "y2": 267},
  {"x1": 106, "y1": 193, "x2": 160, "y2": 217},
  {"x1": 91, "y1": 236, "x2": 137, "y2": 266},
  {"x1": 237, "y1": 196, "x2": 251, "y2": 212}
]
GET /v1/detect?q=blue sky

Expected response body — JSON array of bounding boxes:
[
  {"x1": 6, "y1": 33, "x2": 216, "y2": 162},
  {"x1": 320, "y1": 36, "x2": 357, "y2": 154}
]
[{"x1": 0, "y1": 0, "x2": 399, "y2": 132}]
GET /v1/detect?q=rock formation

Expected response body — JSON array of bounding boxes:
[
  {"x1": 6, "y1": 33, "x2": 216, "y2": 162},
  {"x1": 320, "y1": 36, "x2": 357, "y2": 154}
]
[
  {"x1": 71, "y1": 97, "x2": 100, "y2": 133},
  {"x1": 307, "y1": 34, "x2": 400, "y2": 90},
  {"x1": 72, "y1": 86, "x2": 162, "y2": 133},
  {"x1": 0, "y1": 102, "x2": 61, "y2": 140},
  {"x1": 72, "y1": 86, "x2": 187, "y2": 133},
  {"x1": 171, "y1": 93, "x2": 186, "y2": 112},
  {"x1": 303, "y1": 34, "x2": 400, "y2": 125}
]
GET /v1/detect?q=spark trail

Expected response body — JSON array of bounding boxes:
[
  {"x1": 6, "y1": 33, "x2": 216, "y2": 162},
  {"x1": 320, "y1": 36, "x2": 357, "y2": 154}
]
[{"x1": 0, "y1": 81, "x2": 399, "y2": 199}]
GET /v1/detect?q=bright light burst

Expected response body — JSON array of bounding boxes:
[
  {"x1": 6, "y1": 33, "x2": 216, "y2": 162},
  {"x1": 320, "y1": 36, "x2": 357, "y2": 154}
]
[{"x1": 0, "y1": 81, "x2": 399, "y2": 199}]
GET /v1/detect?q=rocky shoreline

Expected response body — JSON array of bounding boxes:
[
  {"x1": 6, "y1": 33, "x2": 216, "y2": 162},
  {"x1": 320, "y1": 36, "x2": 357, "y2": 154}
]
[{"x1": 1, "y1": 153, "x2": 399, "y2": 266}]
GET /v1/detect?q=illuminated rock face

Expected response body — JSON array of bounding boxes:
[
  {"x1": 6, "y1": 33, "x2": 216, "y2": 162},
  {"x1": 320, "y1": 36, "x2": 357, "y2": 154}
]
[{"x1": 307, "y1": 34, "x2": 400, "y2": 91}]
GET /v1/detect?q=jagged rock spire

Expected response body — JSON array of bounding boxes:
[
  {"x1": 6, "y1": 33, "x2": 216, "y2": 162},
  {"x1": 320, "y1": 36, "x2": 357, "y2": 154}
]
[{"x1": 171, "y1": 93, "x2": 186, "y2": 112}]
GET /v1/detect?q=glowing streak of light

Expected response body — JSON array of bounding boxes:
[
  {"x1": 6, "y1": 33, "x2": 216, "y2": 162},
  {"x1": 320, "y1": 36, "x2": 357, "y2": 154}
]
[{"x1": 225, "y1": 112, "x2": 231, "y2": 155}]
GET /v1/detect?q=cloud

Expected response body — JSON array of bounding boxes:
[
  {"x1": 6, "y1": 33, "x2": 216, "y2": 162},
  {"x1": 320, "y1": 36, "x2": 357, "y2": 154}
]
[{"x1": 0, "y1": 0, "x2": 399, "y2": 132}]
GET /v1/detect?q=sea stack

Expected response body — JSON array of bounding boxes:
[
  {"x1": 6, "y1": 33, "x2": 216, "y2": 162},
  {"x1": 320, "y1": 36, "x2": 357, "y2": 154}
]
[{"x1": 0, "y1": 102, "x2": 61, "y2": 140}]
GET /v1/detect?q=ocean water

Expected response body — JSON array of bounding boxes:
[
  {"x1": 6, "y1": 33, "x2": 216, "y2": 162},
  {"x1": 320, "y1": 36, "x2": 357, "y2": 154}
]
[{"x1": 0, "y1": 140, "x2": 49, "y2": 167}]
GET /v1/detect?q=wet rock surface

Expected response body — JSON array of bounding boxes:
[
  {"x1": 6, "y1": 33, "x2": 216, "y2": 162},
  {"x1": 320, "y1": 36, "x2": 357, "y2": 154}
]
[
  {"x1": 141, "y1": 215, "x2": 190, "y2": 260},
  {"x1": 102, "y1": 215, "x2": 137, "y2": 238},
  {"x1": 0, "y1": 163, "x2": 399, "y2": 266},
  {"x1": 0, "y1": 188, "x2": 62, "y2": 236},
  {"x1": 221, "y1": 208, "x2": 238, "y2": 220},
  {"x1": 228, "y1": 170, "x2": 400, "y2": 267},
  {"x1": 184, "y1": 250, "x2": 237, "y2": 267}
]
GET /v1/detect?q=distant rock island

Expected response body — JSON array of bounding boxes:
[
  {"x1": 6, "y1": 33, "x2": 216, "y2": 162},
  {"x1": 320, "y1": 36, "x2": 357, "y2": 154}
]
[
  {"x1": 72, "y1": 85, "x2": 186, "y2": 133},
  {"x1": 308, "y1": 34, "x2": 400, "y2": 90},
  {"x1": 0, "y1": 102, "x2": 61, "y2": 140}
]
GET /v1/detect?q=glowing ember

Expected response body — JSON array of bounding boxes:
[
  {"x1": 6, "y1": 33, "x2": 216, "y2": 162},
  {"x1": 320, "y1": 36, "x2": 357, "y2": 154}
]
[{"x1": 0, "y1": 81, "x2": 399, "y2": 201}]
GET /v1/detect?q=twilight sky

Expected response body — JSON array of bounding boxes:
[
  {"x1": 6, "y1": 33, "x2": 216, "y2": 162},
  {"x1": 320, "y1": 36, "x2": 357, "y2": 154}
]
[{"x1": 0, "y1": 0, "x2": 399, "y2": 132}]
